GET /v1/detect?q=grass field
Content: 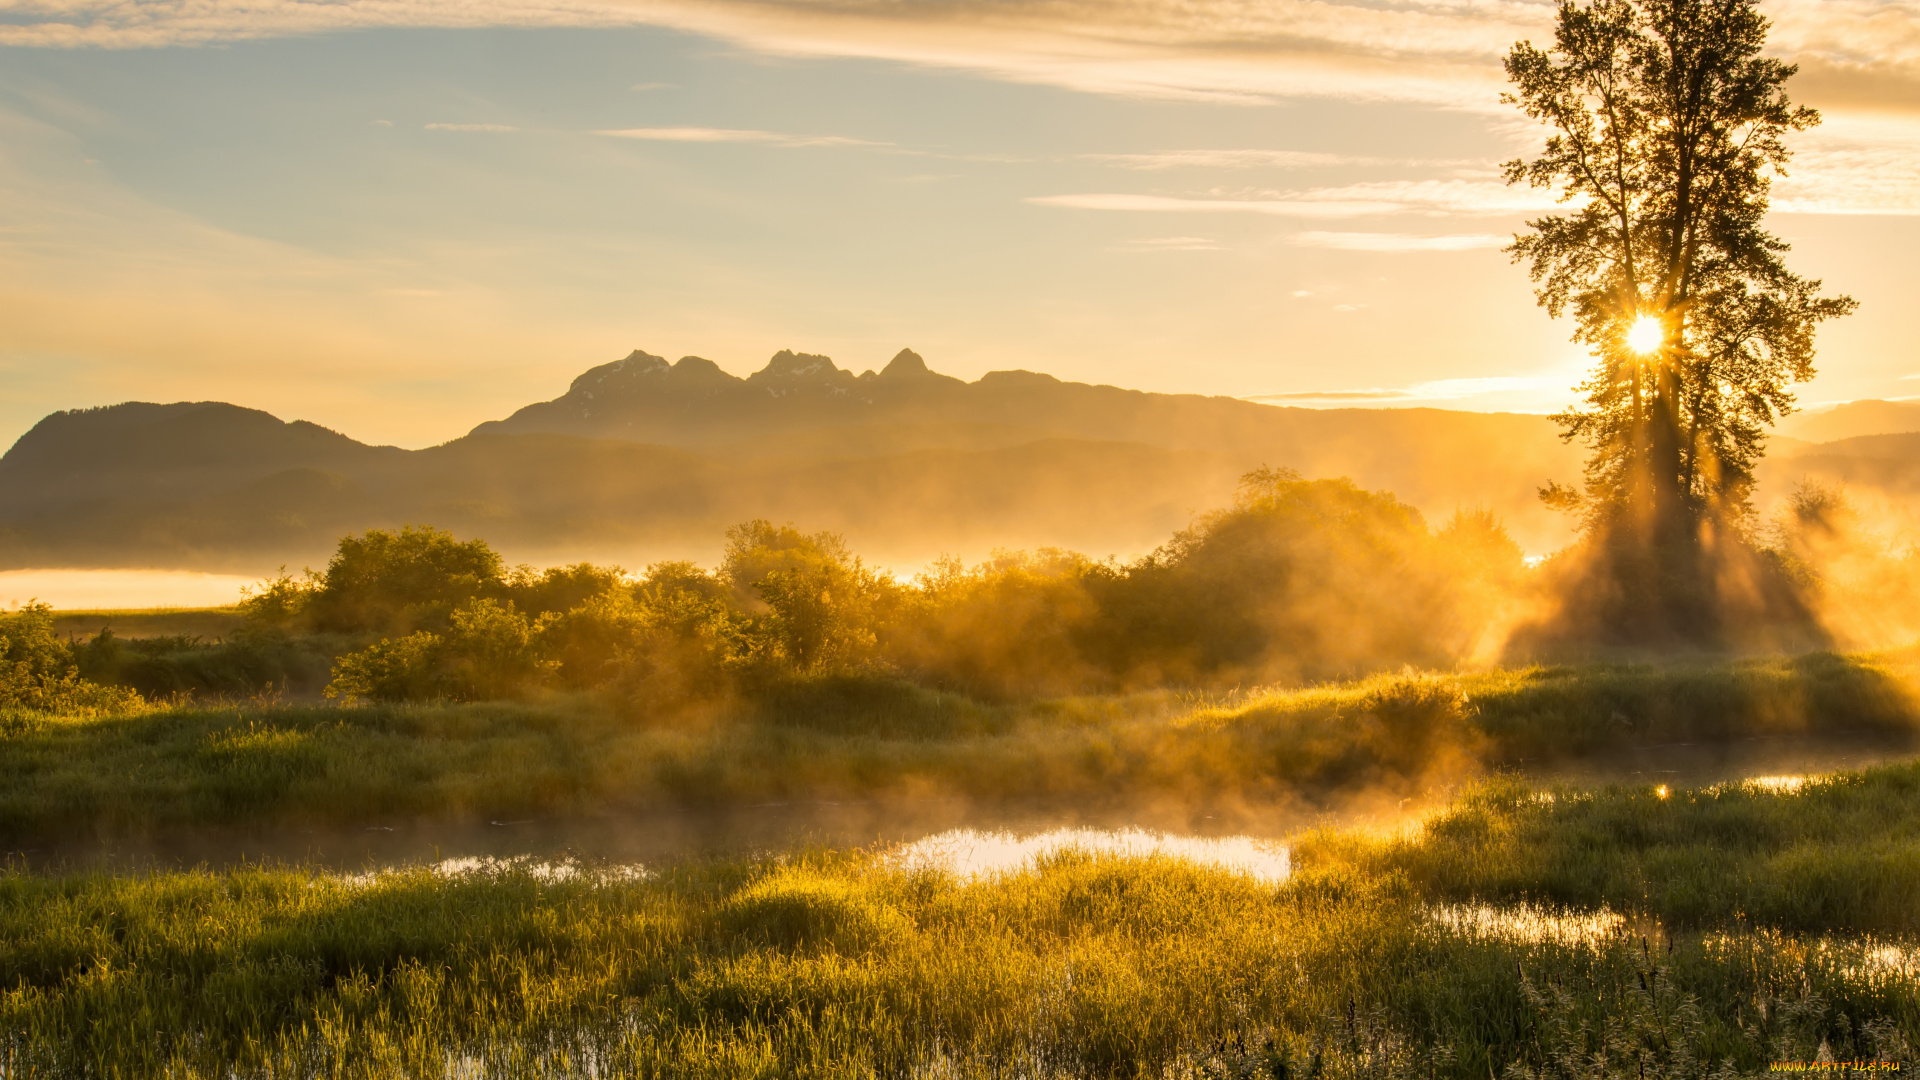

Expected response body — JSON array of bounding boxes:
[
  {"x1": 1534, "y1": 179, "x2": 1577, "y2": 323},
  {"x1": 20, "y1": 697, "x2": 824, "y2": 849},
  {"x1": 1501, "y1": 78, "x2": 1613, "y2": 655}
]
[
  {"x1": 45, "y1": 607, "x2": 248, "y2": 643},
  {"x1": 4, "y1": 768, "x2": 1918, "y2": 1077},
  {"x1": 4, "y1": 650, "x2": 1918, "y2": 844},
  {"x1": 7, "y1": 650, "x2": 1920, "y2": 1076}
]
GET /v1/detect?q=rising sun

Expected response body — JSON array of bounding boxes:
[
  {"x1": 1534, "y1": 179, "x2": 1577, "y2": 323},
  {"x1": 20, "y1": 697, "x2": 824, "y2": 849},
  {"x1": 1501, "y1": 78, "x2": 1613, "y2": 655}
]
[{"x1": 1625, "y1": 315, "x2": 1665, "y2": 354}]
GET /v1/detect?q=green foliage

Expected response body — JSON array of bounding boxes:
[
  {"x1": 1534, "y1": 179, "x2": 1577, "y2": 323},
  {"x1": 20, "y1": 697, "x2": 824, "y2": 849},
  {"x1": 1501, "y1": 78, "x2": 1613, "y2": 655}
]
[
  {"x1": 71, "y1": 625, "x2": 337, "y2": 698},
  {"x1": 593, "y1": 562, "x2": 749, "y2": 710},
  {"x1": 2, "y1": 805, "x2": 1916, "y2": 1076},
  {"x1": 221, "y1": 464, "x2": 1545, "y2": 707},
  {"x1": 326, "y1": 599, "x2": 557, "y2": 703},
  {"x1": 723, "y1": 520, "x2": 893, "y2": 672},
  {"x1": 1080, "y1": 468, "x2": 1520, "y2": 683},
  {"x1": 10, "y1": 651, "x2": 1918, "y2": 843},
  {"x1": 1305, "y1": 754, "x2": 1920, "y2": 935},
  {"x1": 303, "y1": 525, "x2": 508, "y2": 635},
  {"x1": 0, "y1": 603, "x2": 141, "y2": 714},
  {"x1": 504, "y1": 561, "x2": 629, "y2": 619},
  {"x1": 891, "y1": 548, "x2": 1100, "y2": 698},
  {"x1": 236, "y1": 566, "x2": 320, "y2": 627},
  {"x1": 1506, "y1": 0, "x2": 1854, "y2": 527}
]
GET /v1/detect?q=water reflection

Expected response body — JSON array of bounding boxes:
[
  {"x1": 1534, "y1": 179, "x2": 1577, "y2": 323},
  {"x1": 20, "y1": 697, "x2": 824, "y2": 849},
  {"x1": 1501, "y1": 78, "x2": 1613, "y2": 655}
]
[
  {"x1": 889, "y1": 827, "x2": 1292, "y2": 883},
  {"x1": 12, "y1": 798, "x2": 1310, "y2": 877},
  {"x1": 1427, "y1": 902, "x2": 1627, "y2": 947},
  {"x1": 337, "y1": 855, "x2": 651, "y2": 888}
]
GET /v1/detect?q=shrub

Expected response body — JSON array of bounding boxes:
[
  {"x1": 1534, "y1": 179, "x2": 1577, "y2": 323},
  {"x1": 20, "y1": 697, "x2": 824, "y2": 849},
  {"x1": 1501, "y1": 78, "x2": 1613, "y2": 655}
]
[
  {"x1": 303, "y1": 525, "x2": 507, "y2": 635},
  {"x1": 325, "y1": 598, "x2": 556, "y2": 702},
  {"x1": 1078, "y1": 468, "x2": 1506, "y2": 684},
  {"x1": 886, "y1": 549, "x2": 1101, "y2": 698},
  {"x1": 722, "y1": 521, "x2": 894, "y2": 672},
  {"x1": 0, "y1": 603, "x2": 142, "y2": 713},
  {"x1": 506, "y1": 562, "x2": 629, "y2": 617}
]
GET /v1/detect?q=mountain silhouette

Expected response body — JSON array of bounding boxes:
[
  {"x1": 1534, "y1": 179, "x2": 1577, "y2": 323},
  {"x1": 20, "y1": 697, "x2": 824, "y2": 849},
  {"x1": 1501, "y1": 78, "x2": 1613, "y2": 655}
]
[
  {"x1": 0, "y1": 348, "x2": 1602, "y2": 572},
  {"x1": 1775, "y1": 399, "x2": 1920, "y2": 444}
]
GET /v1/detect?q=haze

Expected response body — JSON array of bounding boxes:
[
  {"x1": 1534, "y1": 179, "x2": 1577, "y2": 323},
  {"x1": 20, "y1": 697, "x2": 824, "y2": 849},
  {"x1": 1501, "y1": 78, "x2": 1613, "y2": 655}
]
[{"x1": 4, "y1": 0, "x2": 1920, "y2": 452}]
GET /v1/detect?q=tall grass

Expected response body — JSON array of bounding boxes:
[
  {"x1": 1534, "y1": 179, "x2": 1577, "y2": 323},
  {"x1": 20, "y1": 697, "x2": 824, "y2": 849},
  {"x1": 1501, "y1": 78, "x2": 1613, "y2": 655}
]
[
  {"x1": 4, "y1": 778, "x2": 1918, "y2": 1077},
  {"x1": 6, "y1": 653, "x2": 1920, "y2": 843},
  {"x1": 1305, "y1": 761, "x2": 1920, "y2": 934}
]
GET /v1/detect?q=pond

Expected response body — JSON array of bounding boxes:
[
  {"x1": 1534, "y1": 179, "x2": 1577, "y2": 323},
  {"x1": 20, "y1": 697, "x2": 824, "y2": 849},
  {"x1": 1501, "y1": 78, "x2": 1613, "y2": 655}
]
[{"x1": 14, "y1": 731, "x2": 1914, "y2": 881}]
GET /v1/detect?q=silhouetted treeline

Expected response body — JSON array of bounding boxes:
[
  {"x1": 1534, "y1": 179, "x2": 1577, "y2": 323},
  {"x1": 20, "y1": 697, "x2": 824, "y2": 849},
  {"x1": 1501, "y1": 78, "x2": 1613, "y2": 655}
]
[
  {"x1": 11, "y1": 465, "x2": 1902, "y2": 715},
  {"x1": 226, "y1": 467, "x2": 1525, "y2": 706}
]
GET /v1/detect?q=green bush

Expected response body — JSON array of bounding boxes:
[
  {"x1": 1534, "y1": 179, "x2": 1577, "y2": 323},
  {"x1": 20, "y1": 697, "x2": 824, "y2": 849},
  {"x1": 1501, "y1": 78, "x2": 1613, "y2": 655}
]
[
  {"x1": 1077, "y1": 468, "x2": 1522, "y2": 684},
  {"x1": 722, "y1": 520, "x2": 892, "y2": 672},
  {"x1": 303, "y1": 525, "x2": 508, "y2": 635},
  {"x1": 326, "y1": 599, "x2": 556, "y2": 702},
  {"x1": 0, "y1": 603, "x2": 141, "y2": 713}
]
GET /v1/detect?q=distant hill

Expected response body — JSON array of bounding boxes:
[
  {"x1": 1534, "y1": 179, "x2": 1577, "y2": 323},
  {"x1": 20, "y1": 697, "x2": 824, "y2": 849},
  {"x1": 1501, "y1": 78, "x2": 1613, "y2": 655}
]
[
  {"x1": 0, "y1": 349, "x2": 1598, "y2": 572},
  {"x1": 1775, "y1": 400, "x2": 1920, "y2": 444},
  {"x1": 1761, "y1": 432, "x2": 1920, "y2": 498}
]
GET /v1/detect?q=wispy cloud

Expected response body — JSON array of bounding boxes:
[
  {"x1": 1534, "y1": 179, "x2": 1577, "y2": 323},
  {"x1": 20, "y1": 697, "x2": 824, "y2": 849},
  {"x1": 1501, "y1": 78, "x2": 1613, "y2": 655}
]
[
  {"x1": 1292, "y1": 230, "x2": 1506, "y2": 251},
  {"x1": 1033, "y1": 193, "x2": 1401, "y2": 218},
  {"x1": 9, "y1": 0, "x2": 1920, "y2": 124},
  {"x1": 1112, "y1": 236, "x2": 1224, "y2": 251},
  {"x1": 3, "y1": 0, "x2": 1920, "y2": 227},
  {"x1": 595, "y1": 127, "x2": 882, "y2": 147},
  {"x1": 0, "y1": 0, "x2": 1533, "y2": 107},
  {"x1": 1031, "y1": 179, "x2": 1559, "y2": 220},
  {"x1": 424, "y1": 122, "x2": 518, "y2": 132},
  {"x1": 1085, "y1": 150, "x2": 1377, "y2": 171},
  {"x1": 1772, "y1": 114, "x2": 1920, "y2": 215}
]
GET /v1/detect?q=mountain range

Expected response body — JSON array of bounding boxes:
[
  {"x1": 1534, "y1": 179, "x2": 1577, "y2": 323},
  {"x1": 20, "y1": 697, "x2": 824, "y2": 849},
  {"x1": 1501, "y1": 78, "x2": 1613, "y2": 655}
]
[{"x1": 0, "y1": 348, "x2": 1907, "y2": 573}]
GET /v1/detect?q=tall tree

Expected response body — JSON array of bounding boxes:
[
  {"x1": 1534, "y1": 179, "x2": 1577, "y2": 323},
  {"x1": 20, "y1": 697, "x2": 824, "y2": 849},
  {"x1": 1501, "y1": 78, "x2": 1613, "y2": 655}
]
[{"x1": 1505, "y1": 0, "x2": 1854, "y2": 544}]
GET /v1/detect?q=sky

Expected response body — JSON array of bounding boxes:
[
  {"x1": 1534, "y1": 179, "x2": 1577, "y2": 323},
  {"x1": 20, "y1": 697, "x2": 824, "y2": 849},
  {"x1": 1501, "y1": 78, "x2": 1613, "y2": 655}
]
[{"x1": 2, "y1": 0, "x2": 1920, "y2": 450}]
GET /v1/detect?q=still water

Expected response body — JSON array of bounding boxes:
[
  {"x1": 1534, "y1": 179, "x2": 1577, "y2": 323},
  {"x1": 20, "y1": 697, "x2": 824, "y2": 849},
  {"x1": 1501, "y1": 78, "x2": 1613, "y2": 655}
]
[
  {"x1": 14, "y1": 734, "x2": 1914, "y2": 881},
  {"x1": 0, "y1": 568, "x2": 255, "y2": 610}
]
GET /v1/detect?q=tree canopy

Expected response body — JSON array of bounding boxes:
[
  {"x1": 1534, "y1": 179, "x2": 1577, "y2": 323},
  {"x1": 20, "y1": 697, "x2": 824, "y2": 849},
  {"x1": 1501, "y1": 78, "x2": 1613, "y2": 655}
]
[{"x1": 1505, "y1": 0, "x2": 1854, "y2": 539}]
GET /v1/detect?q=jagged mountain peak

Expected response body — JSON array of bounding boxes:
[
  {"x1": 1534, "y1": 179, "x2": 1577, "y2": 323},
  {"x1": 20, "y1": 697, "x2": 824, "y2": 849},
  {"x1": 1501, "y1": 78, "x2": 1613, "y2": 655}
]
[
  {"x1": 747, "y1": 350, "x2": 860, "y2": 397},
  {"x1": 880, "y1": 348, "x2": 930, "y2": 378},
  {"x1": 568, "y1": 350, "x2": 670, "y2": 398},
  {"x1": 752, "y1": 349, "x2": 842, "y2": 381}
]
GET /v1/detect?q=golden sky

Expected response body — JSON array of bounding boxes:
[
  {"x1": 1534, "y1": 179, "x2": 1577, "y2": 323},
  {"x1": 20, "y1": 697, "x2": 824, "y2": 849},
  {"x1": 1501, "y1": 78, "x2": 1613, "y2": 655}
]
[{"x1": 1, "y1": 0, "x2": 1916, "y2": 448}]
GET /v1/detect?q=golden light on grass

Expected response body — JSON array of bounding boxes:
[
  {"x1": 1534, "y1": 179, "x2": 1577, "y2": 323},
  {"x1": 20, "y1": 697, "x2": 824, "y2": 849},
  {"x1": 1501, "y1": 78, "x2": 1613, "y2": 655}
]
[{"x1": 1626, "y1": 314, "x2": 1665, "y2": 354}]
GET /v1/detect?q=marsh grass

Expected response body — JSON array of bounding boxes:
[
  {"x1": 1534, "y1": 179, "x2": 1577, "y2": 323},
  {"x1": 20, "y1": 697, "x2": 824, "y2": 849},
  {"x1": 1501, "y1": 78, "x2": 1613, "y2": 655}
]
[
  {"x1": 6, "y1": 653, "x2": 1920, "y2": 842},
  {"x1": 47, "y1": 608, "x2": 248, "y2": 643},
  {"x1": 3, "y1": 801, "x2": 1917, "y2": 1077},
  {"x1": 8, "y1": 653, "x2": 1920, "y2": 1074},
  {"x1": 1305, "y1": 760, "x2": 1920, "y2": 934}
]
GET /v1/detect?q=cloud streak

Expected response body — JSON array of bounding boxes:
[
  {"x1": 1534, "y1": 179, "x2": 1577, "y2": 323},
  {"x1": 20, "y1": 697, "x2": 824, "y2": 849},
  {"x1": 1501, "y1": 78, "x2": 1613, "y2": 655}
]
[
  {"x1": 1031, "y1": 179, "x2": 1562, "y2": 219},
  {"x1": 1084, "y1": 149, "x2": 1381, "y2": 171},
  {"x1": 1112, "y1": 236, "x2": 1225, "y2": 251},
  {"x1": 595, "y1": 126, "x2": 881, "y2": 147},
  {"x1": 0, "y1": 0, "x2": 1535, "y2": 107},
  {"x1": 1292, "y1": 230, "x2": 1506, "y2": 250},
  {"x1": 8, "y1": 0, "x2": 1920, "y2": 122}
]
